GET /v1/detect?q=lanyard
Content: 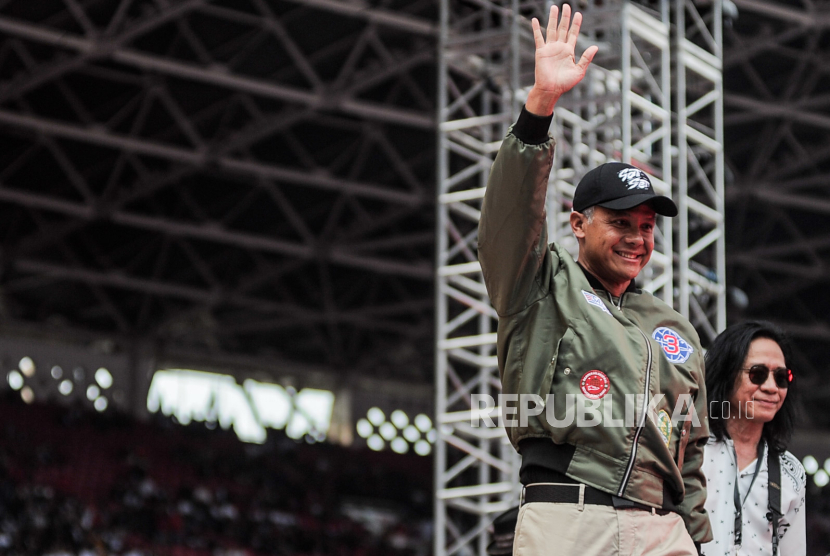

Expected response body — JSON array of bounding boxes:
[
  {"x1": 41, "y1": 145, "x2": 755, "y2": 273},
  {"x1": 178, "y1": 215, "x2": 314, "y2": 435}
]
[{"x1": 731, "y1": 439, "x2": 765, "y2": 547}]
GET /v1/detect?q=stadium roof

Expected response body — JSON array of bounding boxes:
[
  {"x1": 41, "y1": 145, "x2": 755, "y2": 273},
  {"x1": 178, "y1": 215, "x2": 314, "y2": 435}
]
[{"x1": 0, "y1": 0, "x2": 828, "y2": 424}]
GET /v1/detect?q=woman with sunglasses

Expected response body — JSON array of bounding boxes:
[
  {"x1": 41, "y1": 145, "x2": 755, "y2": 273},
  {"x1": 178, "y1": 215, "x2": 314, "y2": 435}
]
[{"x1": 700, "y1": 321, "x2": 805, "y2": 556}]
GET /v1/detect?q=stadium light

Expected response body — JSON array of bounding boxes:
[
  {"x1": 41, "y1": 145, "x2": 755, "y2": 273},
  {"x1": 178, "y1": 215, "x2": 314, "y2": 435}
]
[
  {"x1": 59, "y1": 380, "x2": 73, "y2": 395},
  {"x1": 414, "y1": 440, "x2": 431, "y2": 456},
  {"x1": 391, "y1": 437, "x2": 409, "y2": 454},
  {"x1": 356, "y1": 419, "x2": 373, "y2": 438},
  {"x1": 95, "y1": 368, "x2": 113, "y2": 389},
  {"x1": 379, "y1": 422, "x2": 397, "y2": 441},
  {"x1": 367, "y1": 434, "x2": 384, "y2": 451},
  {"x1": 367, "y1": 407, "x2": 385, "y2": 426},
  {"x1": 355, "y1": 407, "x2": 433, "y2": 456},
  {"x1": 403, "y1": 425, "x2": 420, "y2": 443},
  {"x1": 414, "y1": 413, "x2": 432, "y2": 432},
  {"x1": 20, "y1": 386, "x2": 34, "y2": 404},
  {"x1": 19, "y1": 357, "x2": 35, "y2": 377},
  {"x1": 803, "y1": 455, "x2": 819, "y2": 475},
  {"x1": 391, "y1": 410, "x2": 409, "y2": 429},
  {"x1": 7, "y1": 370, "x2": 23, "y2": 390}
]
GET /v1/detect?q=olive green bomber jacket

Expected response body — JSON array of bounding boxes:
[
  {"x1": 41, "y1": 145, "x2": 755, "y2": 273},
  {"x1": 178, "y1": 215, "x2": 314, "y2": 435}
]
[{"x1": 477, "y1": 117, "x2": 713, "y2": 544}]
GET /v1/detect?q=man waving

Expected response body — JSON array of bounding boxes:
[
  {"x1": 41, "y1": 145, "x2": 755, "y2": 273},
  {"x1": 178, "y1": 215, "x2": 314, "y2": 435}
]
[{"x1": 478, "y1": 5, "x2": 713, "y2": 555}]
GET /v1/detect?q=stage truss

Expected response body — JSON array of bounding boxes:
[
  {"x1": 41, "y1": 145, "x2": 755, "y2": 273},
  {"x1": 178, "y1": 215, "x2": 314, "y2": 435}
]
[{"x1": 435, "y1": 1, "x2": 725, "y2": 554}]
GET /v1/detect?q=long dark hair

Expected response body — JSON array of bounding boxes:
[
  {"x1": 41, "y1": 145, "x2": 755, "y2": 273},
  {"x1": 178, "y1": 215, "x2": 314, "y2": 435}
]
[{"x1": 705, "y1": 321, "x2": 798, "y2": 452}]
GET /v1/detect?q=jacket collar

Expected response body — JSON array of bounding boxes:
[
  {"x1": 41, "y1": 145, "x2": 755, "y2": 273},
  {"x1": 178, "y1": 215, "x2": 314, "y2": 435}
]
[{"x1": 577, "y1": 262, "x2": 639, "y2": 294}]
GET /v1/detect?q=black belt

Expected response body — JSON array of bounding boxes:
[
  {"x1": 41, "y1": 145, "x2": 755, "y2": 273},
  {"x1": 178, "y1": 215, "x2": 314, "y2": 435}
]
[{"x1": 523, "y1": 483, "x2": 672, "y2": 516}]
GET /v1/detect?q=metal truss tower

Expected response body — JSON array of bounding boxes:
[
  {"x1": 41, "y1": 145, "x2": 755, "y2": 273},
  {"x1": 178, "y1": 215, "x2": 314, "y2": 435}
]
[
  {"x1": 674, "y1": 0, "x2": 727, "y2": 340},
  {"x1": 435, "y1": 1, "x2": 724, "y2": 554},
  {"x1": 435, "y1": 2, "x2": 522, "y2": 554}
]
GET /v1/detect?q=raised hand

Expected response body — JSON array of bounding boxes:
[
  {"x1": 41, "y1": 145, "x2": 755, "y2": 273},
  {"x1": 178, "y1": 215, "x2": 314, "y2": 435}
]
[{"x1": 526, "y1": 4, "x2": 598, "y2": 116}]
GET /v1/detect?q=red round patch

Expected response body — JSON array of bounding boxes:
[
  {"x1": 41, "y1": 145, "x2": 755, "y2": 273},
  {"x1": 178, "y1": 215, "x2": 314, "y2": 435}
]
[{"x1": 580, "y1": 370, "x2": 610, "y2": 400}]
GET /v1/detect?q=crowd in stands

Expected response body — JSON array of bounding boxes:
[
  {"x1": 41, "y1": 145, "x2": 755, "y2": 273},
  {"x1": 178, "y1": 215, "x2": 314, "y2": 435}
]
[
  {"x1": 0, "y1": 392, "x2": 432, "y2": 556},
  {"x1": 3, "y1": 391, "x2": 830, "y2": 555}
]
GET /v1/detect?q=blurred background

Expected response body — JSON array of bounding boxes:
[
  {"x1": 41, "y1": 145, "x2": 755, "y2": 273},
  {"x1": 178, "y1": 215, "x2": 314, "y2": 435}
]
[{"x1": 0, "y1": 0, "x2": 828, "y2": 554}]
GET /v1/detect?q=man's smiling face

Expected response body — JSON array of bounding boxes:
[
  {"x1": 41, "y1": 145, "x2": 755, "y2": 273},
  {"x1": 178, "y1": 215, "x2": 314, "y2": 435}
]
[{"x1": 572, "y1": 204, "x2": 656, "y2": 293}]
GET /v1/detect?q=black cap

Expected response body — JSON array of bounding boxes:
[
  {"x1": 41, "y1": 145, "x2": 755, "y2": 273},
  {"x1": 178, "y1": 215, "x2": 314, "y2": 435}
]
[{"x1": 573, "y1": 162, "x2": 678, "y2": 217}]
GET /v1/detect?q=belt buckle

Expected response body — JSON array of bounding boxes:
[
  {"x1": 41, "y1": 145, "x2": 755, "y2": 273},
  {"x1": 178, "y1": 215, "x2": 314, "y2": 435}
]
[
  {"x1": 612, "y1": 495, "x2": 660, "y2": 514},
  {"x1": 611, "y1": 495, "x2": 636, "y2": 510}
]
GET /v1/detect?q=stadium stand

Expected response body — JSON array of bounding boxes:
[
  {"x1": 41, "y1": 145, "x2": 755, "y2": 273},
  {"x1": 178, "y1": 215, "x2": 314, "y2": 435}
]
[{"x1": 0, "y1": 392, "x2": 432, "y2": 556}]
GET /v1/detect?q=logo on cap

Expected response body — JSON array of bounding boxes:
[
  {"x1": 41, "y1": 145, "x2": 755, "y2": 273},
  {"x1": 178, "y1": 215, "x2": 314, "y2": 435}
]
[{"x1": 617, "y1": 168, "x2": 651, "y2": 190}]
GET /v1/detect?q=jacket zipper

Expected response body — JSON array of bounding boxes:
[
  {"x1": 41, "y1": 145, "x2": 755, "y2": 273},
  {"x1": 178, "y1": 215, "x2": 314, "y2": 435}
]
[{"x1": 608, "y1": 291, "x2": 653, "y2": 497}]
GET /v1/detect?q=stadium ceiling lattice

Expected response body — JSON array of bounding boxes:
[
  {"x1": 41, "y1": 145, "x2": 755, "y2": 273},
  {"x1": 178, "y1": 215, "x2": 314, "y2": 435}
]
[
  {"x1": 1, "y1": 0, "x2": 829, "y2": 425},
  {"x1": 721, "y1": 0, "x2": 830, "y2": 426},
  {"x1": 0, "y1": 0, "x2": 438, "y2": 384}
]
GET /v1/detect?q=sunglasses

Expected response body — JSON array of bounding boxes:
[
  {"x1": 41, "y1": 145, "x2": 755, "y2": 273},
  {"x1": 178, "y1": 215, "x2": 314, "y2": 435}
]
[{"x1": 742, "y1": 365, "x2": 793, "y2": 389}]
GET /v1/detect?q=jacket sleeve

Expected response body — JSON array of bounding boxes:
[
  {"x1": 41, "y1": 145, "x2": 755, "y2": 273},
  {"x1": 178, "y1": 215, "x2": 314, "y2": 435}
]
[
  {"x1": 676, "y1": 354, "x2": 714, "y2": 544},
  {"x1": 478, "y1": 108, "x2": 558, "y2": 317}
]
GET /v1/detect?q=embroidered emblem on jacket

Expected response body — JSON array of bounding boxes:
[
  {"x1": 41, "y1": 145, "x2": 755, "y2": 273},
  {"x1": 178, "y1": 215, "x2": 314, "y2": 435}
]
[
  {"x1": 580, "y1": 370, "x2": 610, "y2": 400},
  {"x1": 652, "y1": 327, "x2": 693, "y2": 364},
  {"x1": 582, "y1": 290, "x2": 613, "y2": 316},
  {"x1": 656, "y1": 409, "x2": 672, "y2": 447}
]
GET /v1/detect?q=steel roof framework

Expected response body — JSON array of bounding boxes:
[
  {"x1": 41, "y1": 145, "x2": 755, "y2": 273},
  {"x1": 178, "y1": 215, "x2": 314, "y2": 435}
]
[
  {"x1": 0, "y1": 0, "x2": 826, "y2": 479},
  {"x1": 721, "y1": 0, "x2": 830, "y2": 425},
  {"x1": 0, "y1": 0, "x2": 439, "y2": 384}
]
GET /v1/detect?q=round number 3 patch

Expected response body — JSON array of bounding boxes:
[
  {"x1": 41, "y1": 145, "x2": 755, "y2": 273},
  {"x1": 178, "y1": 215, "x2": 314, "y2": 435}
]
[{"x1": 652, "y1": 327, "x2": 693, "y2": 364}]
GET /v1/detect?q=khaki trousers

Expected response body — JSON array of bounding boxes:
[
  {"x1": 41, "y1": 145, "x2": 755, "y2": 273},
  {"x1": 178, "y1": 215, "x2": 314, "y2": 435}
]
[{"x1": 513, "y1": 498, "x2": 697, "y2": 556}]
